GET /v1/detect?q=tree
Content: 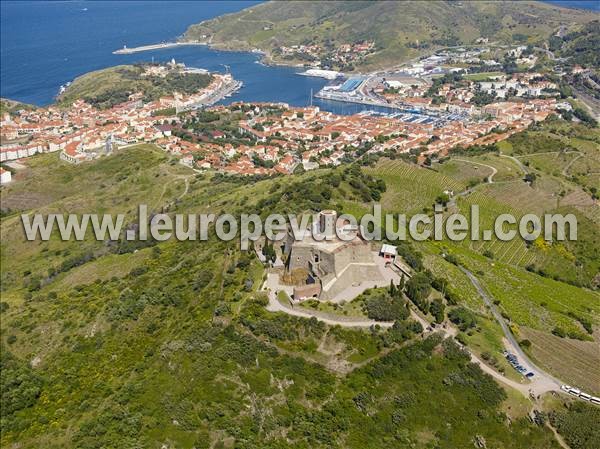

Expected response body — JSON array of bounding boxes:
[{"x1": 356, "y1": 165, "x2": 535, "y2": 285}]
[
  {"x1": 430, "y1": 298, "x2": 445, "y2": 324},
  {"x1": 448, "y1": 307, "x2": 477, "y2": 331},
  {"x1": 435, "y1": 193, "x2": 450, "y2": 207},
  {"x1": 262, "y1": 242, "x2": 276, "y2": 264},
  {"x1": 405, "y1": 273, "x2": 431, "y2": 303},
  {"x1": 573, "y1": 107, "x2": 597, "y2": 127},
  {"x1": 520, "y1": 339, "x2": 532, "y2": 349},
  {"x1": 364, "y1": 291, "x2": 409, "y2": 321},
  {"x1": 1, "y1": 350, "x2": 42, "y2": 423},
  {"x1": 405, "y1": 272, "x2": 432, "y2": 314}
]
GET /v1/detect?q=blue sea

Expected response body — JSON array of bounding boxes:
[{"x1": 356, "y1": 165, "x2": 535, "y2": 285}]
[
  {"x1": 544, "y1": 1, "x2": 599, "y2": 11},
  {"x1": 0, "y1": 1, "x2": 333, "y2": 109},
  {"x1": 1, "y1": 1, "x2": 598, "y2": 114}
]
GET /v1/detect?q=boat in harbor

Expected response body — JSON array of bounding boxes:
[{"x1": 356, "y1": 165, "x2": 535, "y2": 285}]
[{"x1": 298, "y1": 68, "x2": 343, "y2": 80}]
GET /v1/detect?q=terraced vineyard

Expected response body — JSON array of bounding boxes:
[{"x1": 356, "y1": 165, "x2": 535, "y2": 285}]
[
  {"x1": 422, "y1": 252, "x2": 486, "y2": 313},
  {"x1": 518, "y1": 152, "x2": 581, "y2": 177},
  {"x1": 370, "y1": 154, "x2": 597, "y2": 285},
  {"x1": 477, "y1": 182, "x2": 556, "y2": 216},
  {"x1": 501, "y1": 122, "x2": 600, "y2": 195},
  {"x1": 367, "y1": 159, "x2": 463, "y2": 214},
  {"x1": 521, "y1": 327, "x2": 600, "y2": 396},
  {"x1": 578, "y1": 204, "x2": 600, "y2": 224},
  {"x1": 432, "y1": 242, "x2": 600, "y2": 336},
  {"x1": 434, "y1": 159, "x2": 494, "y2": 185},
  {"x1": 454, "y1": 187, "x2": 540, "y2": 268}
]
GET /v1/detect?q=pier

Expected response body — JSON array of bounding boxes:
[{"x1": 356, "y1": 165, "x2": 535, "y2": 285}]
[{"x1": 113, "y1": 41, "x2": 206, "y2": 55}]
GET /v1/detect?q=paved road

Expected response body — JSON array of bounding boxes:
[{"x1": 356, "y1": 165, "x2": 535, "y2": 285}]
[
  {"x1": 262, "y1": 272, "x2": 541, "y2": 395},
  {"x1": 264, "y1": 277, "x2": 538, "y2": 394},
  {"x1": 262, "y1": 262, "x2": 590, "y2": 399},
  {"x1": 460, "y1": 267, "x2": 561, "y2": 396},
  {"x1": 264, "y1": 282, "x2": 394, "y2": 328}
]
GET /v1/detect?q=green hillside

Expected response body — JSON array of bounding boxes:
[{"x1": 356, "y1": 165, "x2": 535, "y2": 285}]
[
  {"x1": 1, "y1": 126, "x2": 599, "y2": 446},
  {"x1": 550, "y1": 19, "x2": 600, "y2": 68},
  {"x1": 183, "y1": 0, "x2": 596, "y2": 70},
  {"x1": 0, "y1": 98, "x2": 36, "y2": 116},
  {"x1": 367, "y1": 118, "x2": 600, "y2": 289},
  {"x1": 57, "y1": 64, "x2": 213, "y2": 109}
]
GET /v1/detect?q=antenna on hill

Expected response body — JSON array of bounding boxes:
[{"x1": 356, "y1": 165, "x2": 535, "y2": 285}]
[{"x1": 310, "y1": 88, "x2": 313, "y2": 107}]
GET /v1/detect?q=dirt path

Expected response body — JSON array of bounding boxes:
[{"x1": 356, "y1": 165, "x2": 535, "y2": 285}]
[
  {"x1": 178, "y1": 177, "x2": 190, "y2": 200},
  {"x1": 562, "y1": 153, "x2": 583, "y2": 176},
  {"x1": 453, "y1": 158, "x2": 498, "y2": 183},
  {"x1": 509, "y1": 150, "x2": 583, "y2": 177},
  {"x1": 153, "y1": 175, "x2": 192, "y2": 210},
  {"x1": 265, "y1": 288, "x2": 395, "y2": 328},
  {"x1": 499, "y1": 153, "x2": 529, "y2": 175},
  {"x1": 546, "y1": 422, "x2": 571, "y2": 449},
  {"x1": 261, "y1": 265, "x2": 595, "y2": 402}
]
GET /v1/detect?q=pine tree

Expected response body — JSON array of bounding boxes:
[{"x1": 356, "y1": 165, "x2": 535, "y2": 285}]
[{"x1": 399, "y1": 274, "x2": 406, "y2": 291}]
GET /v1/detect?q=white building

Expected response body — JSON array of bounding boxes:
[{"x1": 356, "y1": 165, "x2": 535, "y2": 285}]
[{"x1": 0, "y1": 167, "x2": 12, "y2": 184}]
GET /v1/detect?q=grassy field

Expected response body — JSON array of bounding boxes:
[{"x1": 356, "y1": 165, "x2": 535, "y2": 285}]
[
  {"x1": 297, "y1": 297, "x2": 367, "y2": 318},
  {"x1": 518, "y1": 151, "x2": 581, "y2": 177},
  {"x1": 0, "y1": 145, "x2": 193, "y2": 298},
  {"x1": 434, "y1": 159, "x2": 495, "y2": 185},
  {"x1": 463, "y1": 71, "x2": 505, "y2": 81}
]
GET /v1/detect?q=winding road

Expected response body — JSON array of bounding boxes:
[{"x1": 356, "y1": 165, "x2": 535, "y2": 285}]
[
  {"x1": 261, "y1": 260, "x2": 593, "y2": 401},
  {"x1": 262, "y1": 273, "x2": 545, "y2": 396},
  {"x1": 499, "y1": 153, "x2": 529, "y2": 175},
  {"x1": 459, "y1": 267, "x2": 561, "y2": 396}
]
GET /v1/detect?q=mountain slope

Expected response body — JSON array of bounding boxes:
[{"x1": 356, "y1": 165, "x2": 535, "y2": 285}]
[
  {"x1": 183, "y1": 0, "x2": 597, "y2": 70},
  {"x1": 0, "y1": 145, "x2": 586, "y2": 448},
  {"x1": 552, "y1": 19, "x2": 600, "y2": 67}
]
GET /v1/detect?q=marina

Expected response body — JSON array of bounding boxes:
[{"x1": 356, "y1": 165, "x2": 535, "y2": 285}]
[{"x1": 315, "y1": 89, "x2": 454, "y2": 126}]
